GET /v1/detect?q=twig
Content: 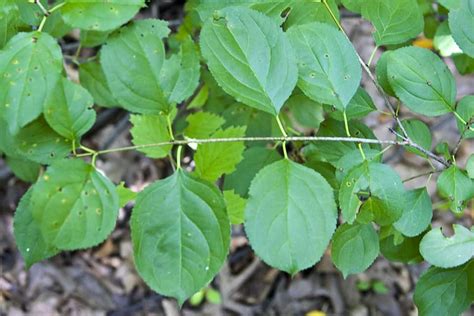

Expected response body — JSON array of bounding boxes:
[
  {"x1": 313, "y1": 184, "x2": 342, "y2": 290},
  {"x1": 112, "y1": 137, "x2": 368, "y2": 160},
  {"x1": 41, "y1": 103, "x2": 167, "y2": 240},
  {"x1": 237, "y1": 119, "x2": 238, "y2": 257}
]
[{"x1": 402, "y1": 169, "x2": 442, "y2": 183}]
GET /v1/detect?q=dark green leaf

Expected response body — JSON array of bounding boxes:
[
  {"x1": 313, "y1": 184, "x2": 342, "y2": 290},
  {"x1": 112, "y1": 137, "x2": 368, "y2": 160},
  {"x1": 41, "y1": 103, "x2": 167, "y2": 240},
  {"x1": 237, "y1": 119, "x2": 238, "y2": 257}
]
[
  {"x1": 79, "y1": 60, "x2": 118, "y2": 108},
  {"x1": 455, "y1": 95, "x2": 474, "y2": 138},
  {"x1": 437, "y1": 165, "x2": 474, "y2": 213},
  {"x1": 394, "y1": 188, "x2": 432, "y2": 237}
]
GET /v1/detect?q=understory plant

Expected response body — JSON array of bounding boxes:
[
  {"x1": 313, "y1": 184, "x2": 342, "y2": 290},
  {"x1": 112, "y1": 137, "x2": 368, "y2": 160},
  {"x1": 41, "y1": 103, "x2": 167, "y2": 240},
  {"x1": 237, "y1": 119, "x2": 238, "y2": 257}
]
[{"x1": 1, "y1": 0, "x2": 474, "y2": 313}]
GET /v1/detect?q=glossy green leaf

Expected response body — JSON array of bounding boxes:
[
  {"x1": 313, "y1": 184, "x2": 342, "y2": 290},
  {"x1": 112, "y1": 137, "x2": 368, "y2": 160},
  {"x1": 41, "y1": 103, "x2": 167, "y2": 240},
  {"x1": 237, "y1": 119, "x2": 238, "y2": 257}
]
[
  {"x1": 245, "y1": 160, "x2": 338, "y2": 274},
  {"x1": 79, "y1": 60, "x2": 118, "y2": 108},
  {"x1": 200, "y1": 7, "x2": 298, "y2": 115},
  {"x1": 437, "y1": 165, "x2": 474, "y2": 213},
  {"x1": 449, "y1": 0, "x2": 474, "y2": 58},
  {"x1": 29, "y1": 159, "x2": 119, "y2": 250},
  {"x1": 194, "y1": 126, "x2": 246, "y2": 182},
  {"x1": 388, "y1": 47, "x2": 456, "y2": 116},
  {"x1": 130, "y1": 114, "x2": 172, "y2": 159},
  {"x1": 455, "y1": 95, "x2": 474, "y2": 138},
  {"x1": 131, "y1": 170, "x2": 230, "y2": 305},
  {"x1": 375, "y1": 51, "x2": 396, "y2": 97},
  {"x1": 44, "y1": 78, "x2": 96, "y2": 140},
  {"x1": 394, "y1": 188, "x2": 432, "y2": 237},
  {"x1": 101, "y1": 20, "x2": 170, "y2": 114},
  {"x1": 224, "y1": 147, "x2": 281, "y2": 197},
  {"x1": 397, "y1": 119, "x2": 432, "y2": 157},
  {"x1": 287, "y1": 22, "x2": 362, "y2": 110},
  {"x1": 0, "y1": 32, "x2": 63, "y2": 134},
  {"x1": 420, "y1": 225, "x2": 474, "y2": 268},
  {"x1": 223, "y1": 190, "x2": 246, "y2": 225},
  {"x1": 362, "y1": 0, "x2": 424, "y2": 46},
  {"x1": 60, "y1": 0, "x2": 145, "y2": 31},
  {"x1": 184, "y1": 112, "x2": 225, "y2": 139},
  {"x1": 414, "y1": 261, "x2": 474, "y2": 316},
  {"x1": 13, "y1": 189, "x2": 60, "y2": 268},
  {"x1": 13, "y1": 117, "x2": 71, "y2": 165},
  {"x1": 331, "y1": 223, "x2": 379, "y2": 278},
  {"x1": 339, "y1": 162, "x2": 405, "y2": 224}
]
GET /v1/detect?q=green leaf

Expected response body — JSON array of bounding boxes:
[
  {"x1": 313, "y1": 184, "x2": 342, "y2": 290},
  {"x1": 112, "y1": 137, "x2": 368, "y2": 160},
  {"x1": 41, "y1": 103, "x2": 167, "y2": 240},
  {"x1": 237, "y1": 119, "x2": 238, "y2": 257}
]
[
  {"x1": 80, "y1": 30, "x2": 111, "y2": 48},
  {"x1": 467, "y1": 154, "x2": 474, "y2": 178},
  {"x1": 335, "y1": 148, "x2": 382, "y2": 183},
  {"x1": 44, "y1": 78, "x2": 96, "y2": 140},
  {"x1": 79, "y1": 60, "x2": 118, "y2": 108},
  {"x1": 194, "y1": 126, "x2": 246, "y2": 182},
  {"x1": 13, "y1": 117, "x2": 71, "y2": 165},
  {"x1": 327, "y1": 88, "x2": 377, "y2": 121},
  {"x1": 117, "y1": 182, "x2": 137, "y2": 207},
  {"x1": 453, "y1": 54, "x2": 474, "y2": 75},
  {"x1": 341, "y1": 0, "x2": 364, "y2": 13},
  {"x1": 393, "y1": 188, "x2": 433, "y2": 237},
  {"x1": 101, "y1": 19, "x2": 170, "y2": 114},
  {"x1": 420, "y1": 225, "x2": 474, "y2": 268},
  {"x1": 184, "y1": 112, "x2": 225, "y2": 139},
  {"x1": 223, "y1": 147, "x2": 281, "y2": 197},
  {"x1": 331, "y1": 223, "x2": 379, "y2": 278},
  {"x1": 200, "y1": 7, "x2": 298, "y2": 115},
  {"x1": 375, "y1": 51, "x2": 396, "y2": 97},
  {"x1": 131, "y1": 170, "x2": 230, "y2": 305},
  {"x1": 339, "y1": 162, "x2": 405, "y2": 225},
  {"x1": 455, "y1": 95, "x2": 474, "y2": 139},
  {"x1": 0, "y1": 5, "x2": 20, "y2": 49},
  {"x1": 15, "y1": 0, "x2": 45, "y2": 25},
  {"x1": 29, "y1": 159, "x2": 119, "y2": 250},
  {"x1": 439, "y1": 0, "x2": 461, "y2": 9},
  {"x1": 414, "y1": 261, "x2": 474, "y2": 316},
  {"x1": 5, "y1": 155, "x2": 40, "y2": 183},
  {"x1": 449, "y1": 0, "x2": 474, "y2": 58},
  {"x1": 284, "y1": 89, "x2": 324, "y2": 129},
  {"x1": 437, "y1": 165, "x2": 474, "y2": 213},
  {"x1": 380, "y1": 230, "x2": 423, "y2": 263},
  {"x1": 60, "y1": 0, "x2": 145, "y2": 31},
  {"x1": 362, "y1": 0, "x2": 424, "y2": 46},
  {"x1": 434, "y1": 21, "x2": 462, "y2": 57},
  {"x1": 130, "y1": 114, "x2": 172, "y2": 159},
  {"x1": 13, "y1": 189, "x2": 59, "y2": 268},
  {"x1": 284, "y1": 0, "x2": 340, "y2": 28},
  {"x1": 245, "y1": 160, "x2": 338, "y2": 274},
  {"x1": 387, "y1": 47, "x2": 456, "y2": 116},
  {"x1": 287, "y1": 22, "x2": 362, "y2": 110},
  {"x1": 0, "y1": 32, "x2": 63, "y2": 134},
  {"x1": 223, "y1": 190, "x2": 246, "y2": 225},
  {"x1": 396, "y1": 119, "x2": 432, "y2": 157}
]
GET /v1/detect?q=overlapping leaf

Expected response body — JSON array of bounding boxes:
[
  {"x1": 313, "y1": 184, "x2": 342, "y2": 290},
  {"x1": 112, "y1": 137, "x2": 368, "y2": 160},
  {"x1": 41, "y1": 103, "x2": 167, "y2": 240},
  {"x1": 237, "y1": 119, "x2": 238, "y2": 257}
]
[
  {"x1": 437, "y1": 165, "x2": 474, "y2": 213},
  {"x1": 394, "y1": 188, "x2": 432, "y2": 237},
  {"x1": 131, "y1": 170, "x2": 230, "y2": 305},
  {"x1": 449, "y1": 0, "x2": 474, "y2": 58},
  {"x1": 79, "y1": 60, "x2": 118, "y2": 108},
  {"x1": 130, "y1": 114, "x2": 173, "y2": 159}
]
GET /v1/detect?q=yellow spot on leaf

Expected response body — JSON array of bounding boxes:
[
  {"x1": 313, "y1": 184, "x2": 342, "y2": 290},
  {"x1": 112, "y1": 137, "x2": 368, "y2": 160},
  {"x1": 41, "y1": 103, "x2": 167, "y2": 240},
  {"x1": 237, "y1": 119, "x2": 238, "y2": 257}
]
[{"x1": 413, "y1": 38, "x2": 433, "y2": 49}]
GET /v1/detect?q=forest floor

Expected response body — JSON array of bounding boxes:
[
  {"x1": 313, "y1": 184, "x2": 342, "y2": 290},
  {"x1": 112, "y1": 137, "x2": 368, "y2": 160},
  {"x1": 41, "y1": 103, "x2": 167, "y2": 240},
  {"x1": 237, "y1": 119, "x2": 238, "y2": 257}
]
[{"x1": 1, "y1": 1, "x2": 474, "y2": 315}]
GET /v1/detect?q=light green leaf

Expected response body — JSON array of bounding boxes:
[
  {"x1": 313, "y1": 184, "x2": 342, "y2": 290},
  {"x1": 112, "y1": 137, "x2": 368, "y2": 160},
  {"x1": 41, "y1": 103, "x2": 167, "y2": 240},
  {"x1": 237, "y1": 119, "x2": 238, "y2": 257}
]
[
  {"x1": 224, "y1": 147, "x2": 281, "y2": 197},
  {"x1": 15, "y1": 0, "x2": 45, "y2": 25},
  {"x1": 0, "y1": 32, "x2": 63, "y2": 134},
  {"x1": 388, "y1": 46, "x2": 456, "y2": 116},
  {"x1": 339, "y1": 162, "x2": 405, "y2": 224},
  {"x1": 13, "y1": 117, "x2": 71, "y2": 165},
  {"x1": 434, "y1": 21, "x2": 462, "y2": 57},
  {"x1": 331, "y1": 223, "x2": 379, "y2": 278},
  {"x1": 362, "y1": 0, "x2": 424, "y2": 46},
  {"x1": 60, "y1": 0, "x2": 145, "y2": 31},
  {"x1": 335, "y1": 148, "x2": 382, "y2": 183},
  {"x1": 0, "y1": 5, "x2": 20, "y2": 49},
  {"x1": 397, "y1": 119, "x2": 432, "y2": 157},
  {"x1": 437, "y1": 165, "x2": 474, "y2": 213},
  {"x1": 394, "y1": 188, "x2": 432, "y2": 237},
  {"x1": 80, "y1": 30, "x2": 111, "y2": 48},
  {"x1": 341, "y1": 0, "x2": 364, "y2": 13},
  {"x1": 194, "y1": 126, "x2": 246, "y2": 182},
  {"x1": 449, "y1": 0, "x2": 474, "y2": 58},
  {"x1": 184, "y1": 112, "x2": 225, "y2": 139},
  {"x1": 13, "y1": 189, "x2": 60, "y2": 268},
  {"x1": 130, "y1": 114, "x2": 172, "y2": 159},
  {"x1": 29, "y1": 159, "x2": 119, "y2": 250},
  {"x1": 439, "y1": 0, "x2": 461, "y2": 9},
  {"x1": 131, "y1": 170, "x2": 230, "y2": 305},
  {"x1": 79, "y1": 60, "x2": 118, "y2": 108},
  {"x1": 200, "y1": 7, "x2": 298, "y2": 115},
  {"x1": 420, "y1": 225, "x2": 474, "y2": 268},
  {"x1": 414, "y1": 261, "x2": 474, "y2": 316},
  {"x1": 287, "y1": 22, "x2": 361, "y2": 110},
  {"x1": 223, "y1": 190, "x2": 246, "y2": 225},
  {"x1": 6, "y1": 155, "x2": 40, "y2": 183},
  {"x1": 284, "y1": 89, "x2": 324, "y2": 129},
  {"x1": 44, "y1": 78, "x2": 96, "y2": 140},
  {"x1": 245, "y1": 160, "x2": 338, "y2": 274},
  {"x1": 455, "y1": 95, "x2": 474, "y2": 138},
  {"x1": 284, "y1": 0, "x2": 340, "y2": 28},
  {"x1": 117, "y1": 182, "x2": 137, "y2": 207},
  {"x1": 467, "y1": 154, "x2": 474, "y2": 178},
  {"x1": 327, "y1": 88, "x2": 377, "y2": 121}
]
